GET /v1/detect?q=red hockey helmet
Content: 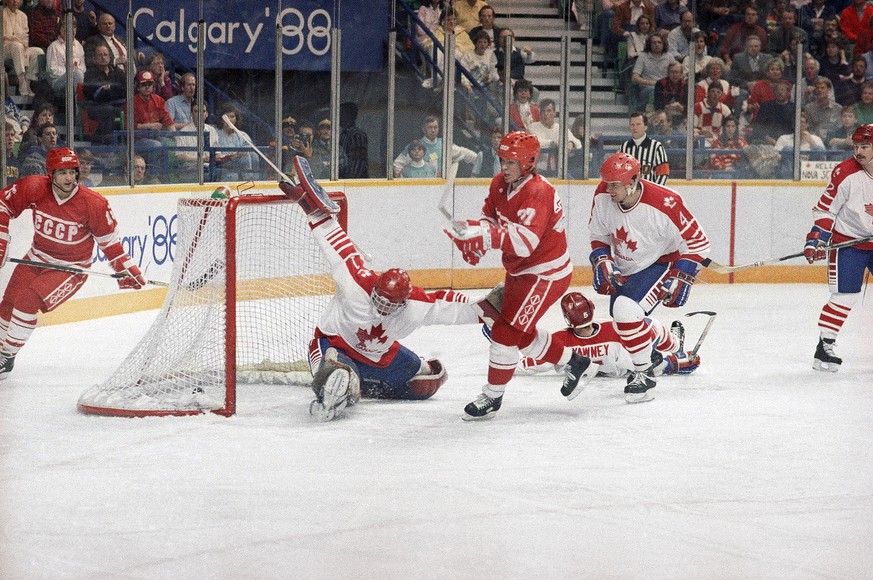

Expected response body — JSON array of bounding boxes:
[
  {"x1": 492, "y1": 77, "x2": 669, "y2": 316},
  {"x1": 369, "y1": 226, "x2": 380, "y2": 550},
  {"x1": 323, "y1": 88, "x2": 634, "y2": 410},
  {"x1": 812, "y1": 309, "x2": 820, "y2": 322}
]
[
  {"x1": 600, "y1": 152, "x2": 641, "y2": 186},
  {"x1": 561, "y1": 292, "x2": 595, "y2": 328},
  {"x1": 46, "y1": 147, "x2": 79, "y2": 176},
  {"x1": 372, "y1": 268, "x2": 412, "y2": 316},
  {"x1": 852, "y1": 124, "x2": 873, "y2": 144},
  {"x1": 498, "y1": 130, "x2": 540, "y2": 175}
]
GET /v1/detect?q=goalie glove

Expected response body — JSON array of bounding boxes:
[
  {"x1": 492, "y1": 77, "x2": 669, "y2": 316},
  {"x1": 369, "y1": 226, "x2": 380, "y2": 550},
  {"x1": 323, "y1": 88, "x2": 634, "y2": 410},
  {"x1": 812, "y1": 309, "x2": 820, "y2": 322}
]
[
  {"x1": 443, "y1": 219, "x2": 503, "y2": 266},
  {"x1": 658, "y1": 258, "x2": 700, "y2": 308},
  {"x1": 589, "y1": 247, "x2": 624, "y2": 295},
  {"x1": 103, "y1": 242, "x2": 146, "y2": 290},
  {"x1": 804, "y1": 225, "x2": 832, "y2": 263}
]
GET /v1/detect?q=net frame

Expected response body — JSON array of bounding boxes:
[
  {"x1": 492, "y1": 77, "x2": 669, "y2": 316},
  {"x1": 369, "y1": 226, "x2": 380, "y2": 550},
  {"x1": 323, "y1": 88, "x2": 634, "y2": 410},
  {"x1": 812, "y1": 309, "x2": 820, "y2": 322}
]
[{"x1": 77, "y1": 192, "x2": 346, "y2": 417}]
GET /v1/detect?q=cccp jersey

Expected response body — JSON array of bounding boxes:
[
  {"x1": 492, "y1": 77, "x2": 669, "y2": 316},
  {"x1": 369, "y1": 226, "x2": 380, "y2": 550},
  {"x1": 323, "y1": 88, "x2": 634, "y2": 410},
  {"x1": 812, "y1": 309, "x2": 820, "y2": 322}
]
[
  {"x1": 0, "y1": 176, "x2": 121, "y2": 266},
  {"x1": 522, "y1": 322, "x2": 631, "y2": 377},
  {"x1": 589, "y1": 178, "x2": 710, "y2": 274},
  {"x1": 813, "y1": 157, "x2": 873, "y2": 249},
  {"x1": 309, "y1": 215, "x2": 479, "y2": 367},
  {"x1": 482, "y1": 172, "x2": 572, "y2": 280}
]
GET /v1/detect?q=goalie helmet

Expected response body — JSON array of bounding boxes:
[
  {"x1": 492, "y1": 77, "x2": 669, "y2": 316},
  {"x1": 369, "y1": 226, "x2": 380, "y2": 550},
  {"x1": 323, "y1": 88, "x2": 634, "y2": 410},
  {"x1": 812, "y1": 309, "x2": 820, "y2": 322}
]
[
  {"x1": 46, "y1": 147, "x2": 79, "y2": 177},
  {"x1": 498, "y1": 131, "x2": 540, "y2": 175},
  {"x1": 852, "y1": 124, "x2": 873, "y2": 144},
  {"x1": 561, "y1": 292, "x2": 595, "y2": 328},
  {"x1": 372, "y1": 268, "x2": 412, "y2": 316},
  {"x1": 600, "y1": 152, "x2": 641, "y2": 186}
]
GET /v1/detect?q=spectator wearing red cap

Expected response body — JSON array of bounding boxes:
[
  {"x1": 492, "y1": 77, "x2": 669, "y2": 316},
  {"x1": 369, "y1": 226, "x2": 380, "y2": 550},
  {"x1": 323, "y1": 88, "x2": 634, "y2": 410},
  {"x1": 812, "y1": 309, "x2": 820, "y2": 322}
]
[{"x1": 126, "y1": 69, "x2": 174, "y2": 170}]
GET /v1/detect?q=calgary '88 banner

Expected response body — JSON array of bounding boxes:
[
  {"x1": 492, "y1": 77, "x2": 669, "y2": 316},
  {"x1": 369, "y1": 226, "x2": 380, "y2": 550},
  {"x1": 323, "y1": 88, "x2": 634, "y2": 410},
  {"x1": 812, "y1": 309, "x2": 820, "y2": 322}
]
[{"x1": 97, "y1": 0, "x2": 388, "y2": 71}]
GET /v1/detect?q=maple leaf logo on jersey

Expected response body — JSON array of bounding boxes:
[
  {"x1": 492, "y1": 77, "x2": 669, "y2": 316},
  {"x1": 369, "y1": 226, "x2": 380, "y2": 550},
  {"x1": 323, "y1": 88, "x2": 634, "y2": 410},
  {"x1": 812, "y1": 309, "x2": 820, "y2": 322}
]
[
  {"x1": 356, "y1": 323, "x2": 389, "y2": 352},
  {"x1": 611, "y1": 226, "x2": 638, "y2": 253},
  {"x1": 663, "y1": 196, "x2": 676, "y2": 209}
]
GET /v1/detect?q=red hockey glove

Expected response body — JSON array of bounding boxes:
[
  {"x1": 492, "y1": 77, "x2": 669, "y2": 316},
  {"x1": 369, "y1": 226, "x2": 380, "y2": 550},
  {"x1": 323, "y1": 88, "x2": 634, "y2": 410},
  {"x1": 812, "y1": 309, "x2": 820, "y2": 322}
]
[
  {"x1": 104, "y1": 242, "x2": 146, "y2": 290},
  {"x1": 444, "y1": 220, "x2": 502, "y2": 265},
  {"x1": 804, "y1": 225, "x2": 832, "y2": 263},
  {"x1": 658, "y1": 258, "x2": 700, "y2": 308},
  {"x1": 589, "y1": 247, "x2": 624, "y2": 295}
]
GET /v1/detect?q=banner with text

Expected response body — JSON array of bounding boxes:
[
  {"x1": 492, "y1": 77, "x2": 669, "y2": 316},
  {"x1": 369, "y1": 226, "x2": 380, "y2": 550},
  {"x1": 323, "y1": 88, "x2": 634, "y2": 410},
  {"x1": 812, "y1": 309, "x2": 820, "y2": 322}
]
[{"x1": 99, "y1": 0, "x2": 387, "y2": 71}]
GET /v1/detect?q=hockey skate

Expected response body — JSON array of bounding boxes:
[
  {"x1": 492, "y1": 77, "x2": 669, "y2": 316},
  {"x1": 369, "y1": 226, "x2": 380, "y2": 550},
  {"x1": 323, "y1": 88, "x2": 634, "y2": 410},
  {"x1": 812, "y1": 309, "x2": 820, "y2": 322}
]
[
  {"x1": 625, "y1": 368, "x2": 656, "y2": 403},
  {"x1": 813, "y1": 337, "x2": 842, "y2": 372},
  {"x1": 0, "y1": 353, "x2": 14, "y2": 380},
  {"x1": 278, "y1": 156, "x2": 340, "y2": 215},
  {"x1": 670, "y1": 320, "x2": 685, "y2": 351},
  {"x1": 561, "y1": 351, "x2": 598, "y2": 400},
  {"x1": 462, "y1": 392, "x2": 502, "y2": 420},
  {"x1": 309, "y1": 348, "x2": 360, "y2": 421}
]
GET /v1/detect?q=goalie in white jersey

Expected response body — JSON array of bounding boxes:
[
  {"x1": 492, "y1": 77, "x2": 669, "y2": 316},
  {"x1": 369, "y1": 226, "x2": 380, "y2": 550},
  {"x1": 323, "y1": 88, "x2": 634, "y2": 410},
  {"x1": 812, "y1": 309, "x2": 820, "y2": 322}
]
[
  {"x1": 280, "y1": 156, "x2": 488, "y2": 421},
  {"x1": 589, "y1": 152, "x2": 710, "y2": 402}
]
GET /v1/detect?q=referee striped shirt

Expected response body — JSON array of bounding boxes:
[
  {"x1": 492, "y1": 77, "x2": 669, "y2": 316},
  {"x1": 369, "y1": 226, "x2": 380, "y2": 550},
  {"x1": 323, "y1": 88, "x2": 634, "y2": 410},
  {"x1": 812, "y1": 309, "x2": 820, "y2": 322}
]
[{"x1": 620, "y1": 135, "x2": 670, "y2": 185}]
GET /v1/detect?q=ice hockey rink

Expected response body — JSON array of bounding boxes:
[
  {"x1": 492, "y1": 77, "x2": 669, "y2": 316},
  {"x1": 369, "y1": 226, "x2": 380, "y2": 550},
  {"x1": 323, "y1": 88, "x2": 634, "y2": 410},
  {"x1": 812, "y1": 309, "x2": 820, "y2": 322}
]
[{"x1": 1, "y1": 282, "x2": 872, "y2": 579}]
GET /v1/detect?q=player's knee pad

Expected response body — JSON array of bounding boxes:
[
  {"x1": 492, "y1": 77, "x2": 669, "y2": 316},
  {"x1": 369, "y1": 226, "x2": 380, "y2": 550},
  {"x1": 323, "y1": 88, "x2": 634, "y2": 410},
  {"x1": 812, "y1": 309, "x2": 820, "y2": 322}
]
[
  {"x1": 404, "y1": 359, "x2": 447, "y2": 400},
  {"x1": 830, "y1": 291, "x2": 860, "y2": 309},
  {"x1": 518, "y1": 327, "x2": 550, "y2": 360},
  {"x1": 612, "y1": 294, "x2": 645, "y2": 323}
]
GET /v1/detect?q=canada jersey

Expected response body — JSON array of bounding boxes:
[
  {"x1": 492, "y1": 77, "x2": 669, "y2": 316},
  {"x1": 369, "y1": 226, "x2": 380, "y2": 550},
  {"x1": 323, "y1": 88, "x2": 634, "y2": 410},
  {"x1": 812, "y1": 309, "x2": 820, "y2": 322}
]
[
  {"x1": 589, "y1": 179, "x2": 710, "y2": 274},
  {"x1": 309, "y1": 216, "x2": 479, "y2": 366},
  {"x1": 482, "y1": 172, "x2": 572, "y2": 280},
  {"x1": 0, "y1": 176, "x2": 120, "y2": 266},
  {"x1": 813, "y1": 157, "x2": 873, "y2": 249}
]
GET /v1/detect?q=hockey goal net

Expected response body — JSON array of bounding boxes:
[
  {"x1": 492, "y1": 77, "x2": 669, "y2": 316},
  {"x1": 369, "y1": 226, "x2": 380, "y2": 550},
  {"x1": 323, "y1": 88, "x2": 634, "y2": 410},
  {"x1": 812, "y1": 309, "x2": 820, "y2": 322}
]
[{"x1": 78, "y1": 192, "x2": 345, "y2": 417}]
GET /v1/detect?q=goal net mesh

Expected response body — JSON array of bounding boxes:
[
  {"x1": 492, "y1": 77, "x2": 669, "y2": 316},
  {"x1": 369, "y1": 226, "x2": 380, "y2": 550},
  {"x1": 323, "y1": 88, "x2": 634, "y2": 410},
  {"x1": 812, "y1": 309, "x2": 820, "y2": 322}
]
[{"x1": 78, "y1": 195, "x2": 334, "y2": 416}]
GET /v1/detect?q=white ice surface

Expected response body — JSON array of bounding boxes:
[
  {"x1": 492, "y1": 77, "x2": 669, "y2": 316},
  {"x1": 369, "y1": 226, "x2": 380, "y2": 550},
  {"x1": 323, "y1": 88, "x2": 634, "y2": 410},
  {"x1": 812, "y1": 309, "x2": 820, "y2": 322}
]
[{"x1": 1, "y1": 284, "x2": 872, "y2": 579}]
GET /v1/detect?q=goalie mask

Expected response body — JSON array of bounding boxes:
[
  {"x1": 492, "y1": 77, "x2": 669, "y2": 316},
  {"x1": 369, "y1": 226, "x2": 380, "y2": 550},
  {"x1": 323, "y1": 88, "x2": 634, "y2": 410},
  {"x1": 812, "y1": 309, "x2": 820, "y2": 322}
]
[
  {"x1": 561, "y1": 292, "x2": 594, "y2": 329},
  {"x1": 371, "y1": 268, "x2": 412, "y2": 316}
]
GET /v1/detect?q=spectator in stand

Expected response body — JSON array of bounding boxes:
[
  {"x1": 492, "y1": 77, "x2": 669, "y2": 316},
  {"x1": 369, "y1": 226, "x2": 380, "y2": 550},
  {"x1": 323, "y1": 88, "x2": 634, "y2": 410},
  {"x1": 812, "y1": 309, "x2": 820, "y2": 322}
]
[
  {"x1": 694, "y1": 83, "x2": 733, "y2": 146},
  {"x1": 835, "y1": 55, "x2": 868, "y2": 106},
  {"x1": 765, "y1": 0, "x2": 787, "y2": 32},
  {"x1": 400, "y1": 140, "x2": 438, "y2": 178},
  {"x1": 649, "y1": 108, "x2": 680, "y2": 137},
  {"x1": 2, "y1": 0, "x2": 44, "y2": 97},
  {"x1": 393, "y1": 115, "x2": 478, "y2": 178},
  {"x1": 77, "y1": 148, "x2": 95, "y2": 187},
  {"x1": 799, "y1": 56, "x2": 823, "y2": 105},
  {"x1": 18, "y1": 122, "x2": 57, "y2": 177},
  {"x1": 768, "y1": 7, "x2": 808, "y2": 58},
  {"x1": 774, "y1": 111, "x2": 825, "y2": 172},
  {"x1": 127, "y1": 70, "x2": 175, "y2": 169},
  {"x1": 654, "y1": 61, "x2": 688, "y2": 124},
  {"x1": 710, "y1": 116, "x2": 748, "y2": 173},
  {"x1": 415, "y1": 0, "x2": 444, "y2": 47},
  {"x1": 166, "y1": 72, "x2": 196, "y2": 129},
  {"x1": 597, "y1": 0, "x2": 619, "y2": 56},
  {"x1": 827, "y1": 105, "x2": 860, "y2": 149},
  {"x1": 694, "y1": 58, "x2": 737, "y2": 109},
  {"x1": 839, "y1": 0, "x2": 873, "y2": 52},
  {"x1": 509, "y1": 79, "x2": 540, "y2": 130},
  {"x1": 747, "y1": 57, "x2": 788, "y2": 121},
  {"x1": 654, "y1": 0, "x2": 687, "y2": 35},
  {"x1": 800, "y1": 0, "x2": 836, "y2": 58},
  {"x1": 778, "y1": 33, "x2": 809, "y2": 82},
  {"x1": 818, "y1": 16, "x2": 846, "y2": 59},
  {"x1": 728, "y1": 35, "x2": 772, "y2": 99},
  {"x1": 469, "y1": 5, "x2": 502, "y2": 46},
  {"x1": 453, "y1": 0, "x2": 489, "y2": 33},
  {"x1": 174, "y1": 101, "x2": 220, "y2": 177},
  {"x1": 71, "y1": 0, "x2": 97, "y2": 43},
  {"x1": 4, "y1": 121, "x2": 20, "y2": 182},
  {"x1": 290, "y1": 119, "x2": 314, "y2": 165},
  {"x1": 805, "y1": 76, "x2": 844, "y2": 136},
  {"x1": 82, "y1": 43, "x2": 125, "y2": 143},
  {"x1": 750, "y1": 78, "x2": 795, "y2": 144},
  {"x1": 420, "y1": 9, "x2": 474, "y2": 88},
  {"x1": 18, "y1": 103, "x2": 55, "y2": 154},
  {"x1": 666, "y1": 10, "x2": 696, "y2": 62},
  {"x1": 46, "y1": 20, "x2": 85, "y2": 98},
  {"x1": 852, "y1": 81, "x2": 873, "y2": 124},
  {"x1": 528, "y1": 99, "x2": 581, "y2": 175},
  {"x1": 620, "y1": 13, "x2": 653, "y2": 90},
  {"x1": 129, "y1": 154, "x2": 159, "y2": 186},
  {"x1": 630, "y1": 34, "x2": 671, "y2": 112},
  {"x1": 619, "y1": 112, "x2": 669, "y2": 184},
  {"x1": 148, "y1": 53, "x2": 176, "y2": 102},
  {"x1": 84, "y1": 12, "x2": 129, "y2": 72},
  {"x1": 719, "y1": 5, "x2": 768, "y2": 67},
  {"x1": 494, "y1": 28, "x2": 536, "y2": 88},
  {"x1": 683, "y1": 31, "x2": 712, "y2": 82},
  {"x1": 27, "y1": 0, "x2": 58, "y2": 51},
  {"x1": 339, "y1": 102, "x2": 368, "y2": 178},
  {"x1": 819, "y1": 38, "x2": 850, "y2": 87},
  {"x1": 611, "y1": 0, "x2": 655, "y2": 45},
  {"x1": 460, "y1": 29, "x2": 499, "y2": 96},
  {"x1": 308, "y1": 118, "x2": 344, "y2": 180},
  {"x1": 698, "y1": 0, "x2": 736, "y2": 36},
  {"x1": 473, "y1": 127, "x2": 503, "y2": 177},
  {"x1": 216, "y1": 102, "x2": 257, "y2": 182}
]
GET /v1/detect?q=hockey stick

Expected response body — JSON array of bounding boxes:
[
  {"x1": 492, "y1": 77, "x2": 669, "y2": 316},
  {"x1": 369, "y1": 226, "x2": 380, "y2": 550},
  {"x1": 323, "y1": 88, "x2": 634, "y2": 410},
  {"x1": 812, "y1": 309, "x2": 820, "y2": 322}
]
[
  {"x1": 8, "y1": 257, "x2": 169, "y2": 287},
  {"x1": 702, "y1": 235, "x2": 873, "y2": 274},
  {"x1": 684, "y1": 311, "x2": 716, "y2": 356}
]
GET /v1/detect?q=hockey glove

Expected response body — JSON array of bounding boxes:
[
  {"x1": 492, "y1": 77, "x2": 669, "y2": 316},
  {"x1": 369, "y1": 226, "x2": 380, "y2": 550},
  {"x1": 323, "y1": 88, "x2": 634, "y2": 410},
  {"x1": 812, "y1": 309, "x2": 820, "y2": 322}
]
[
  {"x1": 659, "y1": 258, "x2": 700, "y2": 308},
  {"x1": 804, "y1": 225, "x2": 832, "y2": 263},
  {"x1": 104, "y1": 242, "x2": 146, "y2": 290},
  {"x1": 590, "y1": 247, "x2": 624, "y2": 295},
  {"x1": 444, "y1": 220, "x2": 503, "y2": 266},
  {"x1": 662, "y1": 352, "x2": 700, "y2": 375}
]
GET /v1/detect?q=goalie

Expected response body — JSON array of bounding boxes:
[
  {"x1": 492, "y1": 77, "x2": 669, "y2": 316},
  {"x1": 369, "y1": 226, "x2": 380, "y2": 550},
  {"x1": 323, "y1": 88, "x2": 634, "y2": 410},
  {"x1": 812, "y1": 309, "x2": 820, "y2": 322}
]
[
  {"x1": 280, "y1": 156, "x2": 494, "y2": 421},
  {"x1": 0, "y1": 148, "x2": 146, "y2": 378}
]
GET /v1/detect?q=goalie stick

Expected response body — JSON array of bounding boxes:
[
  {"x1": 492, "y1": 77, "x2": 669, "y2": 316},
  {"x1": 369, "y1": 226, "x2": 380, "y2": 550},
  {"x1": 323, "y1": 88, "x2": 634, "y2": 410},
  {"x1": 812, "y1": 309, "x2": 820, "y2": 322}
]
[
  {"x1": 684, "y1": 311, "x2": 716, "y2": 356},
  {"x1": 7, "y1": 257, "x2": 169, "y2": 287},
  {"x1": 702, "y1": 235, "x2": 873, "y2": 274}
]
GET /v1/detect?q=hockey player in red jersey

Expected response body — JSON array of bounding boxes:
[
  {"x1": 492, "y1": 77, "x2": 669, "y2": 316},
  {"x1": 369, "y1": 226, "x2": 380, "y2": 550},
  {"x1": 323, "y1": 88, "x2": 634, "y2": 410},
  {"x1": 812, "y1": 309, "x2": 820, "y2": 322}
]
[
  {"x1": 804, "y1": 124, "x2": 873, "y2": 372},
  {"x1": 0, "y1": 148, "x2": 146, "y2": 378},
  {"x1": 281, "y1": 156, "x2": 495, "y2": 421},
  {"x1": 444, "y1": 131, "x2": 595, "y2": 420},
  {"x1": 589, "y1": 152, "x2": 710, "y2": 402},
  {"x1": 520, "y1": 291, "x2": 700, "y2": 379}
]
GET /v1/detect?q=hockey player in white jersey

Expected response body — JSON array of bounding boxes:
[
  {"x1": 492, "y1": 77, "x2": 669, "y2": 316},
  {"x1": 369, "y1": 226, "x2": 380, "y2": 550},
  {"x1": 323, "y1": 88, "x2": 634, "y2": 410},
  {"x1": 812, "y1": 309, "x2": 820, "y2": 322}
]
[
  {"x1": 589, "y1": 152, "x2": 710, "y2": 402},
  {"x1": 281, "y1": 156, "x2": 492, "y2": 420}
]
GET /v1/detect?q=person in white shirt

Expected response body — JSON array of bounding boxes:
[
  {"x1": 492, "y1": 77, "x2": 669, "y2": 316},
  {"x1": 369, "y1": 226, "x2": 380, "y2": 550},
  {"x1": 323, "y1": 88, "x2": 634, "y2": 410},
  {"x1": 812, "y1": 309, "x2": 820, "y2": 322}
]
[
  {"x1": 527, "y1": 99, "x2": 582, "y2": 175},
  {"x1": 774, "y1": 110, "x2": 825, "y2": 152},
  {"x1": 174, "y1": 101, "x2": 221, "y2": 175},
  {"x1": 46, "y1": 21, "x2": 86, "y2": 97},
  {"x1": 2, "y1": 0, "x2": 44, "y2": 96}
]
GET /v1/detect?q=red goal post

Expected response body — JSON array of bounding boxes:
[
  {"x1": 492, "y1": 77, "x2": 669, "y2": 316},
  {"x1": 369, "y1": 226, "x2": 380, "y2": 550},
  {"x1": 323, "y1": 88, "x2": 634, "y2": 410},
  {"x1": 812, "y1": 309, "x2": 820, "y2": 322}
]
[{"x1": 77, "y1": 190, "x2": 347, "y2": 417}]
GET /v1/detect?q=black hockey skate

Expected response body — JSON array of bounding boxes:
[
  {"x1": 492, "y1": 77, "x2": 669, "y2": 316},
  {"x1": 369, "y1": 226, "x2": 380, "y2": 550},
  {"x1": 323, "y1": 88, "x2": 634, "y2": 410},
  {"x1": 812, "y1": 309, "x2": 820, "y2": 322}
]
[
  {"x1": 561, "y1": 351, "x2": 596, "y2": 400},
  {"x1": 0, "y1": 353, "x2": 14, "y2": 380},
  {"x1": 670, "y1": 320, "x2": 685, "y2": 351},
  {"x1": 625, "y1": 368, "x2": 656, "y2": 403},
  {"x1": 463, "y1": 393, "x2": 502, "y2": 420},
  {"x1": 813, "y1": 337, "x2": 842, "y2": 372}
]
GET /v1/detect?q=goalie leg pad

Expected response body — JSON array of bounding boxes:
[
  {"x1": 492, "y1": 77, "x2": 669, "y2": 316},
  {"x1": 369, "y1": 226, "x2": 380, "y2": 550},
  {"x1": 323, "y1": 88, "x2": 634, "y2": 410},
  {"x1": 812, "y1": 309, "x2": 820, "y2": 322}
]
[
  {"x1": 310, "y1": 348, "x2": 361, "y2": 421},
  {"x1": 285, "y1": 156, "x2": 341, "y2": 215},
  {"x1": 473, "y1": 283, "x2": 505, "y2": 327},
  {"x1": 404, "y1": 359, "x2": 447, "y2": 400}
]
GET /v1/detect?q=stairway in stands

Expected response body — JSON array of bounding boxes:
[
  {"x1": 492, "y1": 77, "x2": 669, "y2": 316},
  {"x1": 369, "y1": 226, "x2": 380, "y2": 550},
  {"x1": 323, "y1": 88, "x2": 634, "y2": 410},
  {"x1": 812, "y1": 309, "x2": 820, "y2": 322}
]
[{"x1": 499, "y1": 0, "x2": 629, "y2": 135}]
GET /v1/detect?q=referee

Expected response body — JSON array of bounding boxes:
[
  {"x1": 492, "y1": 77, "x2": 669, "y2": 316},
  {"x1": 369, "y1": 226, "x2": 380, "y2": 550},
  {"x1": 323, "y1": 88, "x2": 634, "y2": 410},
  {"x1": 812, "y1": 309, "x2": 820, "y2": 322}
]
[{"x1": 619, "y1": 112, "x2": 670, "y2": 185}]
